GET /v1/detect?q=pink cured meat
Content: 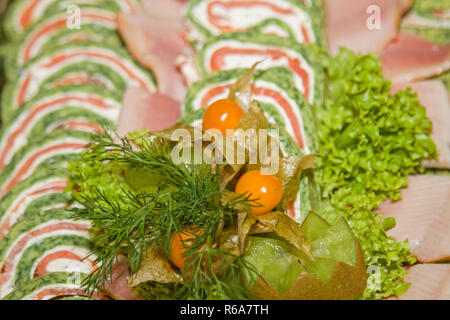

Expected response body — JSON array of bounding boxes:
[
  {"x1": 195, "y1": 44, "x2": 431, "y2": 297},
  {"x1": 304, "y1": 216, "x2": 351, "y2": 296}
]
[
  {"x1": 378, "y1": 175, "x2": 450, "y2": 263},
  {"x1": 381, "y1": 31, "x2": 450, "y2": 84},
  {"x1": 117, "y1": 0, "x2": 188, "y2": 101},
  {"x1": 326, "y1": 0, "x2": 412, "y2": 56},
  {"x1": 140, "y1": 0, "x2": 188, "y2": 19},
  {"x1": 391, "y1": 264, "x2": 450, "y2": 300},
  {"x1": 116, "y1": 86, "x2": 181, "y2": 137},
  {"x1": 391, "y1": 80, "x2": 450, "y2": 169},
  {"x1": 103, "y1": 259, "x2": 139, "y2": 300}
]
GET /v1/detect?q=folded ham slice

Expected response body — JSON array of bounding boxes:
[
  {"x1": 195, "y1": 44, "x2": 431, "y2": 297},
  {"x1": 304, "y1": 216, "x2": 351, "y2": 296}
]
[
  {"x1": 391, "y1": 80, "x2": 450, "y2": 169},
  {"x1": 117, "y1": 0, "x2": 188, "y2": 102},
  {"x1": 391, "y1": 264, "x2": 450, "y2": 300},
  {"x1": 117, "y1": 86, "x2": 181, "y2": 137},
  {"x1": 381, "y1": 31, "x2": 450, "y2": 83},
  {"x1": 140, "y1": 0, "x2": 188, "y2": 18},
  {"x1": 103, "y1": 260, "x2": 140, "y2": 300},
  {"x1": 378, "y1": 175, "x2": 450, "y2": 263},
  {"x1": 326, "y1": 0, "x2": 412, "y2": 56}
]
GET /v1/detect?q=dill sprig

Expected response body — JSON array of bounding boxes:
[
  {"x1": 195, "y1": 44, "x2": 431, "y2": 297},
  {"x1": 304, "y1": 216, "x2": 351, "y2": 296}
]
[{"x1": 70, "y1": 130, "x2": 257, "y2": 299}]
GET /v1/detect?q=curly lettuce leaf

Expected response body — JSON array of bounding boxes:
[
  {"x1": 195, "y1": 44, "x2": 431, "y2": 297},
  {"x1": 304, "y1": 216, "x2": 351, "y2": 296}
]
[
  {"x1": 66, "y1": 135, "x2": 132, "y2": 209},
  {"x1": 316, "y1": 49, "x2": 437, "y2": 299}
]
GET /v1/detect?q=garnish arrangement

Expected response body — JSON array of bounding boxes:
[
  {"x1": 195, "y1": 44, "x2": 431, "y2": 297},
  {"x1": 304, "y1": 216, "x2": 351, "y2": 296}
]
[
  {"x1": 67, "y1": 68, "x2": 369, "y2": 300},
  {"x1": 0, "y1": 0, "x2": 448, "y2": 300},
  {"x1": 70, "y1": 129, "x2": 260, "y2": 299}
]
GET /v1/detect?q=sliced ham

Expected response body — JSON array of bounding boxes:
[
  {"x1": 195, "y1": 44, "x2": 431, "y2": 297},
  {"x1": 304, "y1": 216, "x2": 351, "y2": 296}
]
[
  {"x1": 117, "y1": 86, "x2": 181, "y2": 137},
  {"x1": 185, "y1": 0, "x2": 317, "y2": 44},
  {"x1": 381, "y1": 31, "x2": 450, "y2": 83},
  {"x1": 0, "y1": 177, "x2": 68, "y2": 242},
  {"x1": 117, "y1": 0, "x2": 188, "y2": 102},
  {"x1": 103, "y1": 259, "x2": 139, "y2": 300},
  {"x1": 140, "y1": 0, "x2": 187, "y2": 19},
  {"x1": 392, "y1": 264, "x2": 450, "y2": 300},
  {"x1": 378, "y1": 175, "x2": 450, "y2": 263},
  {"x1": 326, "y1": 0, "x2": 412, "y2": 56},
  {"x1": 391, "y1": 80, "x2": 450, "y2": 169}
]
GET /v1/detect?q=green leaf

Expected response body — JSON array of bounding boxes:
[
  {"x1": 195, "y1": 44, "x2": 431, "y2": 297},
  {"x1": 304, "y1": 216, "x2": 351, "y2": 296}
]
[{"x1": 315, "y1": 49, "x2": 434, "y2": 300}]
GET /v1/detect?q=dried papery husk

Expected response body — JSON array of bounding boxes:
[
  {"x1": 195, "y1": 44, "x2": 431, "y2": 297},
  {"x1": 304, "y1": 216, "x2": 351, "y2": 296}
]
[
  {"x1": 236, "y1": 100, "x2": 279, "y2": 173},
  {"x1": 237, "y1": 212, "x2": 257, "y2": 254},
  {"x1": 186, "y1": 230, "x2": 241, "y2": 280},
  {"x1": 203, "y1": 100, "x2": 271, "y2": 175},
  {"x1": 277, "y1": 155, "x2": 302, "y2": 208},
  {"x1": 228, "y1": 62, "x2": 260, "y2": 111},
  {"x1": 237, "y1": 100, "x2": 269, "y2": 131},
  {"x1": 256, "y1": 211, "x2": 312, "y2": 259},
  {"x1": 219, "y1": 164, "x2": 243, "y2": 190},
  {"x1": 299, "y1": 154, "x2": 318, "y2": 170},
  {"x1": 220, "y1": 191, "x2": 249, "y2": 211},
  {"x1": 147, "y1": 123, "x2": 199, "y2": 142},
  {"x1": 277, "y1": 154, "x2": 318, "y2": 209},
  {"x1": 128, "y1": 248, "x2": 181, "y2": 287},
  {"x1": 218, "y1": 193, "x2": 257, "y2": 254},
  {"x1": 214, "y1": 217, "x2": 226, "y2": 240},
  {"x1": 203, "y1": 129, "x2": 243, "y2": 172},
  {"x1": 190, "y1": 228, "x2": 241, "y2": 279},
  {"x1": 216, "y1": 227, "x2": 241, "y2": 263},
  {"x1": 248, "y1": 221, "x2": 273, "y2": 235}
]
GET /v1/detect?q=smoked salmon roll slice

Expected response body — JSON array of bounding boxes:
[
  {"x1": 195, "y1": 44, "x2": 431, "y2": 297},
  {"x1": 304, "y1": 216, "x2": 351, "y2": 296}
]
[
  {"x1": 2, "y1": 0, "x2": 140, "y2": 40},
  {"x1": 186, "y1": 0, "x2": 326, "y2": 47},
  {"x1": 0, "y1": 130, "x2": 91, "y2": 199},
  {"x1": 412, "y1": 0, "x2": 449, "y2": 12},
  {"x1": 26, "y1": 106, "x2": 112, "y2": 135},
  {"x1": 0, "y1": 208, "x2": 94, "y2": 299},
  {"x1": 45, "y1": 0, "x2": 141, "y2": 17},
  {"x1": 1, "y1": 41, "x2": 156, "y2": 122},
  {"x1": 0, "y1": 85, "x2": 122, "y2": 169},
  {"x1": 244, "y1": 18, "x2": 303, "y2": 42},
  {"x1": 401, "y1": 8, "x2": 450, "y2": 45},
  {"x1": 0, "y1": 169, "x2": 71, "y2": 243},
  {"x1": 4, "y1": 6, "x2": 121, "y2": 78},
  {"x1": 181, "y1": 31, "x2": 324, "y2": 106},
  {"x1": 1, "y1": 272, "x2": 97, "y2": 300},
  {"x1": 11, "y1": 232, "x2": 95, "y2": 292}
]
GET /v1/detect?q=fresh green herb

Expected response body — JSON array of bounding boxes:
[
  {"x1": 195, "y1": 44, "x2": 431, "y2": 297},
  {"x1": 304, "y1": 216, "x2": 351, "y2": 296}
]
[
  {"x1": 70, "y1": 130, "x2": 257, "y2": 299},
  {"x1": 66, "y1": 131, "x2": 132, "y2": 209},
  {"x1": 315, "y1": 49, "x2": 437, "y2": 299}
]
